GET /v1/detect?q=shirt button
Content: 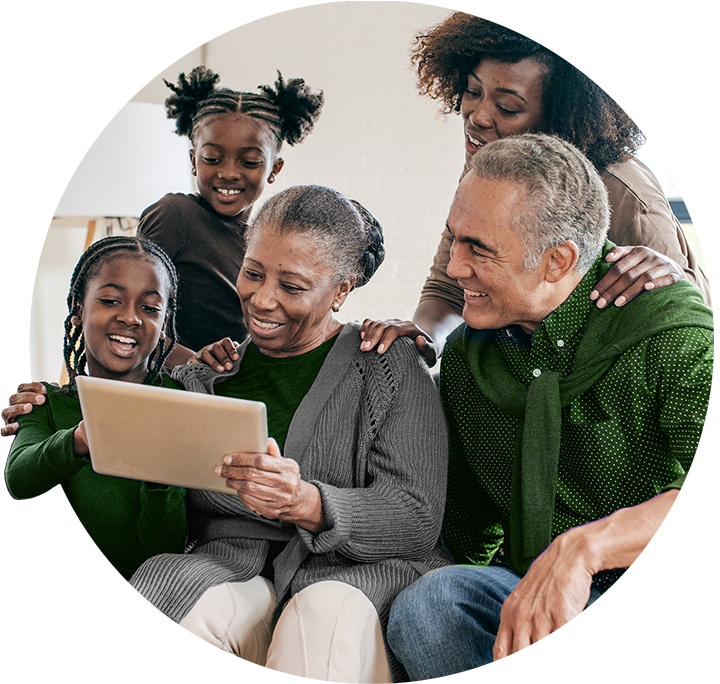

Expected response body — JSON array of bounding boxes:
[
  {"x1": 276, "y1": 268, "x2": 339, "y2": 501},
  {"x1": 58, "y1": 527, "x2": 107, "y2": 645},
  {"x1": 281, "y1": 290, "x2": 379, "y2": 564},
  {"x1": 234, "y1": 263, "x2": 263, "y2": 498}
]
[
  {"x1": 533, "y1": 369, "x2": 542, "y2": 377},
  {"x1": 557, "y1": 339, "x2": 565, "y2": 347}
]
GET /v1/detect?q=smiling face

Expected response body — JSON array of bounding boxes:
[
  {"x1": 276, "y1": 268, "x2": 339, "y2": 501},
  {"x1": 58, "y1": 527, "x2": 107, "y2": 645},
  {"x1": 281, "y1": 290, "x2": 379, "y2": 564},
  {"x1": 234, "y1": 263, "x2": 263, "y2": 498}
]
[
  {"x1": 190, "y1": 113, "x2": 284, "y2": 222},
  {"x1": 237, "y1": 226, "x2": 352, "y2": 357},
  {"x1": 74, "y1": 256, "x2": 169, "y2": 383},
  {"x1": 461, "y1": 57, "x2": 547, "y2": 165},
  {"x1": 446, "y1": 174, "x2": 553, "y2": 334}
]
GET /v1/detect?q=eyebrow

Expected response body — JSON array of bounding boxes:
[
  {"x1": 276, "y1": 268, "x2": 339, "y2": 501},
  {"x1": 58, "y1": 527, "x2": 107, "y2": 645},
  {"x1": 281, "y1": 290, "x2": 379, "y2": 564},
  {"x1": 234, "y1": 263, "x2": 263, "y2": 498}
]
[
  {"x1": 446, "y1": 221, "x2": 498, "y2": 255},
  {"x1": 468, "y1": 71, "x2": 529, "y2": 104},
  {"x1": 244, "y1": 258, "x2": 312, "y2": 282},
  {"x1": 97, "y1": 283, "x2": 164, "y2": 297},
  {"x1": 201, "y1": 141, "x2": 264, "y2": 154}
]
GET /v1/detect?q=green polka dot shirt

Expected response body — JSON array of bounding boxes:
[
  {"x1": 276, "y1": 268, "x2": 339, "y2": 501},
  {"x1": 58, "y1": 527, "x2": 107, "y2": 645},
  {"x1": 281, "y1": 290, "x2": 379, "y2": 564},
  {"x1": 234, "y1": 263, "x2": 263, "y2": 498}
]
[{"x1": 440, "y1": 253, "x2": 713, "y2": 580}]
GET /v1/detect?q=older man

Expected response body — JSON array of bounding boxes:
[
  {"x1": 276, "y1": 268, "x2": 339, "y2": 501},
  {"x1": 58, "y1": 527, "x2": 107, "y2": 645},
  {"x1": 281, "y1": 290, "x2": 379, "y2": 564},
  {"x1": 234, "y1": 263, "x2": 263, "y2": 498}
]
[{"x1": 387, "y1": 133, "x2": 713, "y2": 680}]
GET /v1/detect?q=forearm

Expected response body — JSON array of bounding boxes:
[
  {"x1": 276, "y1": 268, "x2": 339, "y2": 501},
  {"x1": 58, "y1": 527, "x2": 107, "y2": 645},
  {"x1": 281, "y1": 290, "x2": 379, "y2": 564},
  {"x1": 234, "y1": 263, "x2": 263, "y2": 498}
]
[
  {"x1": 6, "y1": 428, "x2": 86, "y2": 498},
  {"x1": 163, "y1": 342, "x2": 196, "y2": 370},
  {"x1": 561, "y1": 489, "x2": 715, "y2": 574},
  {"x1": 412, "y1": 298, "x2": 464, "y2": 356}
]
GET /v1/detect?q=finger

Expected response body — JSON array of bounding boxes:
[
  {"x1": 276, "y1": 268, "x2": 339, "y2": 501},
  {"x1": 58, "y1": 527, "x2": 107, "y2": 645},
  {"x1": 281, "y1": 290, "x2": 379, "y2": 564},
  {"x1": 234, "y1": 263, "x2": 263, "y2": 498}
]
[
  {"x1": 17, "y1": 382, "x2": 47, "y2": 394},
  {"x1": 375, "y1": 327, "x2": 406, "y2": 354},
  {"x1": 2, "y1": 402, "x2": 35, "y2": 425},
  {"x1": 591, "y1": 258, "x2": 652, "y2": 308},
  {"x1": 359, "y1": 320, "x2": 386, "y2": 351},
  {"x1": 415, "y1": 336, "x2": 437, "y2": 366},
  {"x1": 643, "y1": 272, "x2": 682, "y2": 291},
  {"x1": 1, "y1": 422, "x2": 19, "y2": 437},
  {"x1": 267, "y1": 437, "x2": 282, "y2": 459},
  {"x1": 9, "y1": 391, "x2": 46, "y2": 407},
  {"x1": 199, "y1": 347, "x2": 229, "y2": 373},
  {"x1": 493, "y1": 622, "x2": 512, "y2": 661},
  {"x1": 602, "y1": 245, "x2": 635, "y2": 263},
  {"x1": 221, "y1": 451, "x2": 285, "y2": 472}
]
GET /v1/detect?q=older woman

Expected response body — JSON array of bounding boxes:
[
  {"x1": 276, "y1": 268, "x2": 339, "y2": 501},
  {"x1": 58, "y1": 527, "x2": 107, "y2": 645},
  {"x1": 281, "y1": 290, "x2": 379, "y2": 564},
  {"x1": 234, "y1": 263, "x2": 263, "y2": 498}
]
[{"x1": 129, "y1": 185, "x2": 450, "y2": 683}]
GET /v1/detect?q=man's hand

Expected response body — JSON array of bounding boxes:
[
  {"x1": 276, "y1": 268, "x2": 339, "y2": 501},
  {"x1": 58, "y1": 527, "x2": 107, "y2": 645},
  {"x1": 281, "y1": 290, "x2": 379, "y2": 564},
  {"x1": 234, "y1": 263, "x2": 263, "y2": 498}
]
[{"x1": 493, "y1": 528, "x2": 594, "y2": 659}]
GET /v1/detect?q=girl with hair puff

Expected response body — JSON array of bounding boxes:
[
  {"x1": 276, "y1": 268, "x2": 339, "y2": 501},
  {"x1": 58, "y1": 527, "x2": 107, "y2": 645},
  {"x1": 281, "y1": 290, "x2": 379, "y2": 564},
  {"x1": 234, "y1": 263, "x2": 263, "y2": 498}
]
[{"x1": 138, "y1": 66, "x2": 324, "y2": 362}]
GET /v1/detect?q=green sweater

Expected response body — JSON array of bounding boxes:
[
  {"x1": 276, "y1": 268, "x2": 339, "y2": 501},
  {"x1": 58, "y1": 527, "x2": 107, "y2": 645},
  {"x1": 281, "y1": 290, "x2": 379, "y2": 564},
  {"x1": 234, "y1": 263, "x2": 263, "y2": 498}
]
[
  {"x1": 5, "y1": 377, "x2": 187, "y2": 580},
  {"x1": 441, "y1": 242, "x2": 714, "y2": 577}
]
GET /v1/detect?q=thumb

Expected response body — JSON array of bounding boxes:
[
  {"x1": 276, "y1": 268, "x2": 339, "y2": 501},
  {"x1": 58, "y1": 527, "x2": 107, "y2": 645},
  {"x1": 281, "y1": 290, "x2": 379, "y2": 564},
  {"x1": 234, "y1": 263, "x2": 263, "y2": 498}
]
[{"x1": 267, "y1": 437, "x2": 283, "y2": 458}]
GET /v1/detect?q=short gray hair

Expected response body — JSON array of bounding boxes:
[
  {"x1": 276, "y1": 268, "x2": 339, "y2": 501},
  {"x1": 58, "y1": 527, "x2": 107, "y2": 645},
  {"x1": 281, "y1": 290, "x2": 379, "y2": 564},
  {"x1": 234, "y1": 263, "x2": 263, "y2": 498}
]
[
  {"x1": 468, "y1": 133, "x2": 610, "y2": 272},
  {"x1": 248, "y1": 185, "x2": 384, "y2": 288}
]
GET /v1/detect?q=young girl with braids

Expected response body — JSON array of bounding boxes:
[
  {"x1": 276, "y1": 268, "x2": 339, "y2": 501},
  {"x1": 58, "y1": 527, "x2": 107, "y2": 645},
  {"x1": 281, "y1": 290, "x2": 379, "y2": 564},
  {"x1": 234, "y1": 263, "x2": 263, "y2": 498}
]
[
  {"x1": 137, "y1": 66, "x2": 324, "y2": 361},
  {"x1": 5, "y1": 236, "x2": 187, "y2": 580}
]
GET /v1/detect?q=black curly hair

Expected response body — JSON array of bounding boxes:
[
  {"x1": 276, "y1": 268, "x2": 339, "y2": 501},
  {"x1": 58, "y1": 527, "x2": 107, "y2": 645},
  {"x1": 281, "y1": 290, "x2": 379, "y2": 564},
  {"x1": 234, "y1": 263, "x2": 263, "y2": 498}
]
[
  {"x1": 411, "y1": 13, "x2": 645, "y2": 173},
  {"x1": 163, "y1": 66, "x2": 324, "y2": 151},
  {"x1": 63, "y1": 236, "x2": 179, "y2": 390}
]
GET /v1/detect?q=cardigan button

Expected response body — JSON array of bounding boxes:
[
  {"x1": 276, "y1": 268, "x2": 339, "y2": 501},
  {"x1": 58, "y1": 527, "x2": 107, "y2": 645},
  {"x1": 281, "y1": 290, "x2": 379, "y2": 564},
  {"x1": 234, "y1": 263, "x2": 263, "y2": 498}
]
[
  {"x1": 557, "y1": 339, "x2": 565, "y2": 347},
  {"x1": 533, "y1": 368, "x2": 542, "y2": 377}
]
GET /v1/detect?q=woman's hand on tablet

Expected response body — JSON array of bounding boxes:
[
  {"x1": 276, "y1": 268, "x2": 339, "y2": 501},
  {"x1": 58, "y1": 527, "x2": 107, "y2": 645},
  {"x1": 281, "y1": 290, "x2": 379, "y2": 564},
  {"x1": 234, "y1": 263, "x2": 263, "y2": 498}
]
[
  {"x1": 187, "y1": 338, "x2": 240, "y2": 372},
  {"x1": 216, "y1": 438, "x2": 326, "y2": 534}
]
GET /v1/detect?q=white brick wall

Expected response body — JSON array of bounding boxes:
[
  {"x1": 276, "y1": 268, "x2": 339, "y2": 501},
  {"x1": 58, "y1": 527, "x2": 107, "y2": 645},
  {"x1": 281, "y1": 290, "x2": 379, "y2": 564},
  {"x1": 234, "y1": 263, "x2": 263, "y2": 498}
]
[
  {"x1": 133, "y1": 2, "x2": 463, "y2": 325},
  {"x1": 0, "y1": 2, "x2": 464, "y2": 384}
]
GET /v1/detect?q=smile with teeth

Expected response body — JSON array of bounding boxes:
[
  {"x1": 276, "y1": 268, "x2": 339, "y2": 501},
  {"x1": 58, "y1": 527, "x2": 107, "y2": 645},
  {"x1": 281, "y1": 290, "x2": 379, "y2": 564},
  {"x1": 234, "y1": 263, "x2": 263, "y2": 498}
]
[
  {"x1": 467, "y1": 134, "x2": 483, "y2": 148},
  {"x1": 252, "y1": 317, "x2": 282, "y2": 330},
  {"x1": 464, "y1": 289, "x2": 488, "y2": 297},
  {"x1": 109, "y1": 334, "x2": 137, "y2": 345},
  {"x1": 216, "y1": 187, "x2": 241, "y2": 196}
]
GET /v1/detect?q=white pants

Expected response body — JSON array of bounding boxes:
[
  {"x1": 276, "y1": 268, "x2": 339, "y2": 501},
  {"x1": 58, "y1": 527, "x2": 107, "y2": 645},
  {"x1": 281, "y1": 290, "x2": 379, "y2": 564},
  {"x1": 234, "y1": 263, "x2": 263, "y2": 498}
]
[{"x1": 180, "y1": 579, "x2": 391, "y2": 683}]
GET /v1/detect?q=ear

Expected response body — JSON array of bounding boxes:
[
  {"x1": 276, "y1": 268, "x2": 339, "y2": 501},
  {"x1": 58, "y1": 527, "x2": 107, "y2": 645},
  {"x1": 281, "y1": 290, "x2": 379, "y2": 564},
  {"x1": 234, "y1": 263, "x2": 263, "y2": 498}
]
[
  {"x1": 71, "y1": 305, "x2": 83, "y2": 328},
  {"x1": 269, "y1": 157, "x2": 285, "y2": 182},
  {"x1": 332, "y1": 278, "x2": 355, "y2": 311},
  {"x1": 544, "y1": 241, "x2": 579, "y2": 284},
  {"x1": 189, "y1": 149, "x2": 197, "y2": 176}
]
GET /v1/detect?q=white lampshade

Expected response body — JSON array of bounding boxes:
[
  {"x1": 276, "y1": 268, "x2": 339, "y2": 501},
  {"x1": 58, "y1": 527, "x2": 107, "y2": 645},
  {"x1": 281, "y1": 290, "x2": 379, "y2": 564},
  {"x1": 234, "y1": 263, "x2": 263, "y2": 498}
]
[{"x1": 54, "y1": 101, "x2": 194, "y2": 218}]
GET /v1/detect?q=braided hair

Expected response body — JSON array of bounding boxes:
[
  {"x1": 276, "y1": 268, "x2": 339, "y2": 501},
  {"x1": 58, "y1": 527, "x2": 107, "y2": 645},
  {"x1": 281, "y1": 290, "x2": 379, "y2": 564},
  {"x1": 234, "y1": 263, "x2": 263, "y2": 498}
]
[
  {"x1": 248, "y1": 185, "x2": 385, "y2": 290},
  {"x1": 411, "y1": 13, "x2": 645, "y2": 173},
  {"x1": 163, "y1": 66, "x2": 324, "y2": 150},
  {"x1": 63, "y1": 236, "x2": 179, "y2": 389}
]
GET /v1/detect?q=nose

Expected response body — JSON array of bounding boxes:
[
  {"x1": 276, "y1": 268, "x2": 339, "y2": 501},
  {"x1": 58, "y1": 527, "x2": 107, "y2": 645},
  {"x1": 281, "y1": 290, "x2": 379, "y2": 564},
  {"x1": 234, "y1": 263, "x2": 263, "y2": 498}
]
[
  {"x1": 116, "y1": 304, "x2": 142, "y2": 327},
  {"x1": 466, "y1": 97, "x2": 494, "y2": 130},
  {"x1": 217, "y1": 159, "x2": 241, "y2": 181},
  {"x1": 447, "y1": 238, "x2": 473, "y2": 281},
  {"x1": 251, "y1": 279, "x2": 278, "y2": 312}
]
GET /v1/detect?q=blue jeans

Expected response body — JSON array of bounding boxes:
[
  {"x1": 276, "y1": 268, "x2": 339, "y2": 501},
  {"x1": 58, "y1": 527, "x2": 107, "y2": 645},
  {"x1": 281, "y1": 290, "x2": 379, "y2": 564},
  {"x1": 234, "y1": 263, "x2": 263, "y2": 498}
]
[{"x1": 387, "y1": 564, "x2": 603, "y2": 681}]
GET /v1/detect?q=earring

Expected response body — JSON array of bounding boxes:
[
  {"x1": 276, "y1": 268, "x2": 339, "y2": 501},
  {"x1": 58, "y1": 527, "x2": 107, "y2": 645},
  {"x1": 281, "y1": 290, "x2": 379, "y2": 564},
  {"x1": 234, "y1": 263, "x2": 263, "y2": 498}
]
[
  {"x1": 192, "y1": 167, "x2": 197, "y2": 176},
  {"x1": 268, "y1": 174, "x2": 275, "y2": 184},
  {"x1": 332, "y1": 302, "x2": 340, "y2": 313}
]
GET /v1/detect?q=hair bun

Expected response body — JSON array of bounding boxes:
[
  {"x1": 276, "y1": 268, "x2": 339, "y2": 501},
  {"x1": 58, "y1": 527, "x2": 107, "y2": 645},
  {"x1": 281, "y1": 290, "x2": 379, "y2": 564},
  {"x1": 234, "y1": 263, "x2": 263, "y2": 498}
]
[
  {"x1": 350, "y1": 199, "x2": 385, "y2": 288},
  {"x1": 259, "y1": 71, "x2": 324, "y2": 146},
  {"x1": 164, "y1": 66, "x2": 221, "y2": 137}
]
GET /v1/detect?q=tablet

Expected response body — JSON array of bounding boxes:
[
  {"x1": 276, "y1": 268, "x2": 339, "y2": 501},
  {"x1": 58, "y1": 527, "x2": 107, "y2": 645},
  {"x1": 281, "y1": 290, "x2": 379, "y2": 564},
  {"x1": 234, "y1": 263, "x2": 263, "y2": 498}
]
[{"x1": 76, "y1": 375, "x2": 268, "y2": 494}]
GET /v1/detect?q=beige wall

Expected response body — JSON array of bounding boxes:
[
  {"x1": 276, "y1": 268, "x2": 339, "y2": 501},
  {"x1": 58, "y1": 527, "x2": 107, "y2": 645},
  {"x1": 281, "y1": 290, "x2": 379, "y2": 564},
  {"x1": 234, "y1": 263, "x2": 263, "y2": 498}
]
[{"x1": 33, "y1": 2, "x2": 459, "y2": 379}]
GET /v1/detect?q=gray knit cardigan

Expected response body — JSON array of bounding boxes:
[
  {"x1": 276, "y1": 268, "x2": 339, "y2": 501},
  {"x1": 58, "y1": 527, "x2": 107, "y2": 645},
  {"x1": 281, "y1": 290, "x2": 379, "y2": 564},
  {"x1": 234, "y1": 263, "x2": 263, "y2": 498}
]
[{"x1": 130, "y1": 323, "x2": 451, "y2": 679}]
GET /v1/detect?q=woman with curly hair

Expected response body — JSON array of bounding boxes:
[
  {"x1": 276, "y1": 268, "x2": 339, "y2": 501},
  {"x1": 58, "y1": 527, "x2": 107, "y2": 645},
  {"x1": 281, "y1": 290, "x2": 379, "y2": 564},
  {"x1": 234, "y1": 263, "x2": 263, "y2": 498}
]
[
  {"x1": 137, "y1": 66, "x2": 324, "y2": 362},
  {"x1": 359, "y1": 13, "x2": 710, "y2": 364}
]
